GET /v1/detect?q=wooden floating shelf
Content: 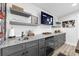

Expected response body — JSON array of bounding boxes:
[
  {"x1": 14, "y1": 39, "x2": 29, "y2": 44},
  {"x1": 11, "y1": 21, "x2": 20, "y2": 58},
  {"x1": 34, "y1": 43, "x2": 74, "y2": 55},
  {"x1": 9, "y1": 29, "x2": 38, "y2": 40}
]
[
  {"x1": 10, "y1": 21, "x2": 38, "y2": 26},
  {"x1": 10, "y1": 21, "x2": 26, "y2": 26},
  {"x1": 10, "y1": 8, "x2": 31, "y2": 17},
  {"x1": 26, "y1": 23, "x2": 39, "y2": 26}
]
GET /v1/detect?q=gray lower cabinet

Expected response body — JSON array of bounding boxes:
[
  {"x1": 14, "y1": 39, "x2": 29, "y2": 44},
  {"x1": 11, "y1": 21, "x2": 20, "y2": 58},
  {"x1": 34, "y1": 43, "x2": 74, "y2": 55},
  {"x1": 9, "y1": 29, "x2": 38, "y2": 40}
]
[
  {"x1": 54, "y1": 33, "x2": 66, "y2": 49},
  {"x1": 24, "y1": 45, "x2": 38, "y2": 56},
  {"x1": 38, "y1": 39, "x2": 46, "y2": 56},
  {"x1": 45, "y1": 36, "x2": 55, "y2": 48},
  {"x1": 2, "y1": 40, "x2": 39, "y2": 56},
  {"x1": 45, "y1": 33, "x2": 66, "y2": 49},
  {"x1": 1, "y1": 33, "x2": 66, "y2": 56},
  {"x1": 2, "y1": 43, "x2": 25, "y2": 56},
  {"x1": 24, "y1": 40, "x2": 38, "y2": 56}
]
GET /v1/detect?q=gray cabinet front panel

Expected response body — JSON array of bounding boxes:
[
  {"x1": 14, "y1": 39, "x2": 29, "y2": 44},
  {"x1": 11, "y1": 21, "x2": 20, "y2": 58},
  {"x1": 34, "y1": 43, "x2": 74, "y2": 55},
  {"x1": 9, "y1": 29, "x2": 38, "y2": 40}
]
[
  {"x1": 39, "y1": 39, "x2": 45, "y2": 43},
  {"x1": 39, "y1": 39, "x2": 46, "y2": 56},
  {"x1": 39, "y1": 48, "x2": 45, "y2": 56},
  {"x1": 39, "y1": 44, "x2": 45, "y2": 56},
  {"x1": 25, "y1": 45, "x2": 38, "y2": 56},
  {"x1": 24, "y1": 40, "x2": 38, "y2": 56},
  {"x1": 2, "y1": 43, "x2": 25, "y2": 56},
  {"x1": 45, "y1": 33, "x2": 66, "y2": 49},
  {"x1": 45, "y1": 36, "x2": 55, "y2": 49},
  {"x1": 56, "y1": 34, "x2": 65, "y2": 44},
  {"x1": 25, "y1": 40, "x2": 38, "y2": 48},
  {"x1": 54, "y1": 33, "x2": 66, "y2": 49},
  {"x1": 45, "y1": 36, "x2": 54, "y2": 42}
]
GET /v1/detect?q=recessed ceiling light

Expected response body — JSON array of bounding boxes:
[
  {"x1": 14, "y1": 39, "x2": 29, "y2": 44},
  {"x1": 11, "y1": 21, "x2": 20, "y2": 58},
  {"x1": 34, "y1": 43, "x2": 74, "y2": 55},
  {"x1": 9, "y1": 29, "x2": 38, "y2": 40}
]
[{"x1": 72, "y1": 3, "x2": 77, "y2": 6}]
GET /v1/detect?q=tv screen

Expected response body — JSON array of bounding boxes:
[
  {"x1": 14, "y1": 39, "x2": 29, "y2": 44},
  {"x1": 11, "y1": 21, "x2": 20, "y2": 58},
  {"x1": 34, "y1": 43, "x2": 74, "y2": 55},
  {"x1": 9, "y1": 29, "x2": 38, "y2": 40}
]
[{"x1": 41, "y1": 11, "x2": 53, "y2": 25}]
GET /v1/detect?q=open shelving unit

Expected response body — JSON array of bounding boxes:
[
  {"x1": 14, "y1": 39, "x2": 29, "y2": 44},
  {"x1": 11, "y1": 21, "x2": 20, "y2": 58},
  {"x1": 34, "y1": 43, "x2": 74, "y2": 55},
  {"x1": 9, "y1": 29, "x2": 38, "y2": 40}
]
[
  {"x1": 52, "y1": 26, "x2": 61, "y2": 28},
  {"x1": 10, "y1": 5, "x2": 39, "y2": 26}
]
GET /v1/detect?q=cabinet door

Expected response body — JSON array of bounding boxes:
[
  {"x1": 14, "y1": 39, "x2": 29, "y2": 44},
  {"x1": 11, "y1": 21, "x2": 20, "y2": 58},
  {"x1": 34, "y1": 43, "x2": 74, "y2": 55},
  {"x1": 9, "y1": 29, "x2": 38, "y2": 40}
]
[
  {"x1": 59, "y1": 33, "x2": 66, "y2": 43},
  {"x1": 54, "y1": 35, "x2": 59, "y2": 49},
  {"x1": 2, "y1": 43, "x2": 25, "y2": 56},
  {"x1": 58, "y1": 33, "x2": 66, "y2": 47},
  {"x1": 39, "y1": 44, "x2": 46, "y2": 56},
  {"x1": 54, "y1": 33, "x2": 66, "y2": 49},
  {"x1": 0, "y1": 49, "x2": 1, "y2": 56},
  {"x1": 25, "y1": 45, "x2": 38, "y2": 56},
  {"x1": 39, "y1": 39, "x2": 46, "y2": 56},
  {"x1": 45, "y1": 36, "x2": 55, "y2": 49}
]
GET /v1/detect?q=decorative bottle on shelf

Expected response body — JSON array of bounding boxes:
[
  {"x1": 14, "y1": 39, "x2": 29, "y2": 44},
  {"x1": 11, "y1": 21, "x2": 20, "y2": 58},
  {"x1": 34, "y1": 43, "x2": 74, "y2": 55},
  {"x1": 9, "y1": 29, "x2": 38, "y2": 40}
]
[{"x1": 8, "y1": 27, "x2": 15, "y2": 38}]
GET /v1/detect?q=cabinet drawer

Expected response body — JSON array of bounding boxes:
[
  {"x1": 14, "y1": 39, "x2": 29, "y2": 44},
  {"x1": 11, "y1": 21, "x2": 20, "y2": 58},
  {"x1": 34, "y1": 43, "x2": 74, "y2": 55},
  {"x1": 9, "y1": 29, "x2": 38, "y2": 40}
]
[
  {"x1": 25, "y1": 40, "x2": 38, "y2": 48},
  {"x1": 2, "y1": 43, "x2": 25, "y2": 56},
  {"x1": 46, "y1": 37, "x2": 55, "y2": 43},
  {"x1": 25, "y1": 46, "x2": 38, "y2": 56},
  {"x1": 45, "y1": 36, "x2": 54, "y2": 41},
  {"x1": 39, "y1": 39, "x2": 45, "y2": 43}
]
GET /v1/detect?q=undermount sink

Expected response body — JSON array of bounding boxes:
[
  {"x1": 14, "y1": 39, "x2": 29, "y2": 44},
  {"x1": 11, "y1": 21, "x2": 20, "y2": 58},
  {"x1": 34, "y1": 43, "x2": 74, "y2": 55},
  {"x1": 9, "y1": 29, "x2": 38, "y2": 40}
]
[
  {"x1": 23, "y1": 37, "x2": 29, "y2": 40},
  {"x1": 18, "y1": 36, "x2": 29, "y2": 41}
]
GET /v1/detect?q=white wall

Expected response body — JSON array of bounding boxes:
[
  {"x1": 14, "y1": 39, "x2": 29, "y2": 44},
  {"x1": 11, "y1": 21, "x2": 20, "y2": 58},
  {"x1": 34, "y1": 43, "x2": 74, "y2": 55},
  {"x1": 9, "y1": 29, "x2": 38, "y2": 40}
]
[
  {"x1": 6, "y1": 3, "x2": 58, "y2": 37},
  {"x1": 59, "y1": 12, "x2": 79, "y2": 46}
]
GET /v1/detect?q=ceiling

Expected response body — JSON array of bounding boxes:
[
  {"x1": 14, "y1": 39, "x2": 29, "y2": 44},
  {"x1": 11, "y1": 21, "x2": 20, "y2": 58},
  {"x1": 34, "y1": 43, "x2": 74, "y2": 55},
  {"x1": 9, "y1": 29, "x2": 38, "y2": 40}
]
[{"x1": 33, "y1": 3, "x2": 79, "y2": 18}]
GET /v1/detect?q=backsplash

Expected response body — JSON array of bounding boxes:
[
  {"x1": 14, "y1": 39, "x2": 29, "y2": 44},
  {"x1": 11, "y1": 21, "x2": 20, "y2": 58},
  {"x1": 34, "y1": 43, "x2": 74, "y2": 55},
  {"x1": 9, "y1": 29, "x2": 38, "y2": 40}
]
[{"x1": 8, "y1": 25, "x2": 52, "y2": 37}]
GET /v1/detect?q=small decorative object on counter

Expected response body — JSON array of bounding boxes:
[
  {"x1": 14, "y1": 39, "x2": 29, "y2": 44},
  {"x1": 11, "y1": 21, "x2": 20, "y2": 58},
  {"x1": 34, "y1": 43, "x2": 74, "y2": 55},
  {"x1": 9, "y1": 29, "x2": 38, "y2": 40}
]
[
  {"x1": 42, "y1": 32, "x2": 52, "y2": 35},
  {"x1": 27, "y1": 30, "x2": 35, "y2": 36},
  {"x1": 54, "y1": 30, "x2": 61, "y2": 33}
]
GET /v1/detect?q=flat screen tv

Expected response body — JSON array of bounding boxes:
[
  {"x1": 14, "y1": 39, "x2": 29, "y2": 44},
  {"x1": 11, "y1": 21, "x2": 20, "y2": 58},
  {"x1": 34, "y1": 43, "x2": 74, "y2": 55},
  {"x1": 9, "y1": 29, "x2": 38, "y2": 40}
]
[{"x1": 41, "y1": 11, "x2": 53, "y2": 25}]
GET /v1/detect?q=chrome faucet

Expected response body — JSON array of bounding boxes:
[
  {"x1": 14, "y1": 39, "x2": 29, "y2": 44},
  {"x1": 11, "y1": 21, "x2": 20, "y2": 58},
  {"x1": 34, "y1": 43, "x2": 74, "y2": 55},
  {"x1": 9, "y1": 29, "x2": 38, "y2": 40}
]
[{"x1": 21, "y1": 32, "x2": 24, "y2": 38}]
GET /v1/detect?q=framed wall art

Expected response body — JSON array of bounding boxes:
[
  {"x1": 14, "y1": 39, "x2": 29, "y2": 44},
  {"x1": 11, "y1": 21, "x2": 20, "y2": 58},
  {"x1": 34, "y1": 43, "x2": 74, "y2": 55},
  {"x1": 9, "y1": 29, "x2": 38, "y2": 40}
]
[{"x1": 62, "y1": 20, "x2": 75, "y2": 28}]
